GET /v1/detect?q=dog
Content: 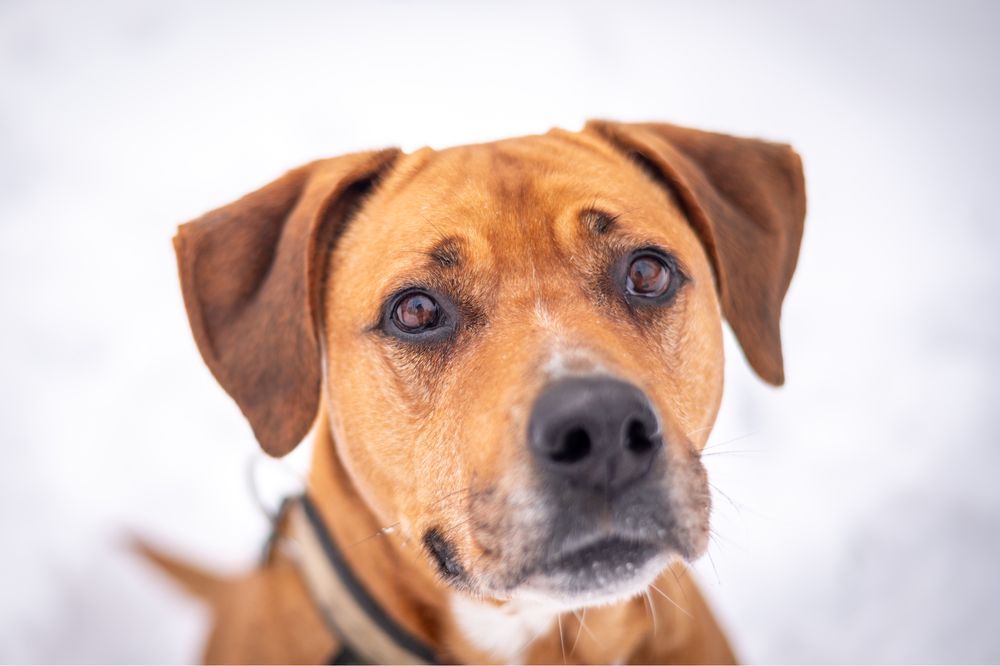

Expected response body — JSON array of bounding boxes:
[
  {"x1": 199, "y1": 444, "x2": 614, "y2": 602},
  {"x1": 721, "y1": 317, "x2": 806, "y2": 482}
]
[{"x1": 162, "y1": 120, "x2": 805, "y2": 664}]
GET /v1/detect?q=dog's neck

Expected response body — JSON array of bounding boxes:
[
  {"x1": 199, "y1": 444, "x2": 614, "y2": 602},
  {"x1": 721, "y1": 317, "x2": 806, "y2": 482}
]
[{"x1": 305, "y1": 415, "x2": 712, "y2": 664}]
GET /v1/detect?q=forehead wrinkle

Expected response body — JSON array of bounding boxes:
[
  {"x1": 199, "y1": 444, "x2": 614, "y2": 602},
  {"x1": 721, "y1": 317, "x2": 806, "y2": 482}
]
[
  {"x1": 386, "y1": 137, "x2": 648, "y2": 296},
  {"x1": 477, "y1": 148, "x2": 568, "y2": 272}
]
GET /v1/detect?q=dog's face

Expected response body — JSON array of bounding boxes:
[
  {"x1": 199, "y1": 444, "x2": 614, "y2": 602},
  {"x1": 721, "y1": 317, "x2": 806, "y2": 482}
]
[
  {"x1": 175, "y1": 122, "x2": 805, "y2": 607},
  {"x1": 324, "y1": 132, "x2": 723, "y2": 603}
]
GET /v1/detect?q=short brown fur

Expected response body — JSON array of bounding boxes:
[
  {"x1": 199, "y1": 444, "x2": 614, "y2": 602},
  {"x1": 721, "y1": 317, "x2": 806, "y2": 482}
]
[{"x1": 161, "y1": 121, "x2": 806, "y2": 664}]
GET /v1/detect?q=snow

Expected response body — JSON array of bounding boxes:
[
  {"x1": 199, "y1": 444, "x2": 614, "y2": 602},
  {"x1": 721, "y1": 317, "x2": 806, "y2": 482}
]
[{"x1": 1, "y1": 1, "x2": 998, "y2": 661}]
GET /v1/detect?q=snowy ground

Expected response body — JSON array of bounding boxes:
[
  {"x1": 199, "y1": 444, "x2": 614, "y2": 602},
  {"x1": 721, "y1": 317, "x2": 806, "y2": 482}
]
[{"x1": 2, "y1": 1, "x2": 999, "y2": 662}]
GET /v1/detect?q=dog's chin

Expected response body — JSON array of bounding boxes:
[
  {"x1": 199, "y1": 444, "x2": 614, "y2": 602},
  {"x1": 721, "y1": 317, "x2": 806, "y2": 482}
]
[{"x1": 503, "y1": 539, "x2": 676, "y2": 610}]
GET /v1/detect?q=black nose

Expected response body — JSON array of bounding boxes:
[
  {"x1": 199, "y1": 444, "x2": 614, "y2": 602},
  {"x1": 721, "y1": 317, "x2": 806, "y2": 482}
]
[{"x1": 528, "y1": 376, "x2": 662, "y2": 493}]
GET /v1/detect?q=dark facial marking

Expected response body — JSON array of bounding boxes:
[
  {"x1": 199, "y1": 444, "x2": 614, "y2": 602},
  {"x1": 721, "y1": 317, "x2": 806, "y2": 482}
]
[
  {"x1": 579, "y1": 208, "x2": 619, "y2": 235},
  {"x1": 423, "y1": 527, "x2": 466, "y2": 583},
  {"x1": 428, "y1": 236, "x2": 463, "y2": 268}
]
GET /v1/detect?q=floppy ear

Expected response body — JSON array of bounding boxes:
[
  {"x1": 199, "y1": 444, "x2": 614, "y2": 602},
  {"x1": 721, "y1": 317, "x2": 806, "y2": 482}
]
[
  {"x1": 584, "y1": 121, "x2": 806, "y2": 385},
  {"x1": 174, "y1": 149, "x2": 400, "y2": 456}
]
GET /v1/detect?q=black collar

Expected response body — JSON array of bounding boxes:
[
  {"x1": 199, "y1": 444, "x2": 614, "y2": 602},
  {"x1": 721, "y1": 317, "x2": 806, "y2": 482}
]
[{"x1": 270, "y1": 495, "x2": 440, "y2": 665}]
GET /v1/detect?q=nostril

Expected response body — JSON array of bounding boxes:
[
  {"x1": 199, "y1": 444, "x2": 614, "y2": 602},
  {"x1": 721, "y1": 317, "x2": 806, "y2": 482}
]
[
  {"x1": 625, "y1": 418, "x2": 655, "y2": 455},
  {"x1": 552, "y1": 427, "x2": 592, "y2": 463}
]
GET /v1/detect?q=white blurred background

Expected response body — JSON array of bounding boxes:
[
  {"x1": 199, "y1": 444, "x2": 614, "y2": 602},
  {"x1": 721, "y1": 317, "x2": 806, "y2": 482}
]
[{"x1": 2, "y1": 1, "x2": 999, "y2": 662}]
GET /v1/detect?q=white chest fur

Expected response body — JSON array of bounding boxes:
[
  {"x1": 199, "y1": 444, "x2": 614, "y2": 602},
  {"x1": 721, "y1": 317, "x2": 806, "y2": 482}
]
[{"x1": 450, "y1": 594, "x2": 557, "y2": 663}]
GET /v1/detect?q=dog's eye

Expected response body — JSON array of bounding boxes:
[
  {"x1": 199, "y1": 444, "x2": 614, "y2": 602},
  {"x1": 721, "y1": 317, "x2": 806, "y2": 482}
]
[
  {"x1": 626, "y1": 253, "x2": 673, "y2": 298},
  {"x1": 392, "y1": 291, "x2": 441, "y2": 332}
]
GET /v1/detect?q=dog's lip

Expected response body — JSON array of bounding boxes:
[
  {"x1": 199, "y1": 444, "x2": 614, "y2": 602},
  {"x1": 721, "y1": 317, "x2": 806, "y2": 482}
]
[{"x1": 544, "y1": 534, "x2": 662, "y2": 574}]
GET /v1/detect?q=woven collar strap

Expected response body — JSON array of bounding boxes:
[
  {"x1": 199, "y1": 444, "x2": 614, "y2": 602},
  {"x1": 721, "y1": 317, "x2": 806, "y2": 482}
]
[{"x1": 285, "y1": 495, "x2": 439, "y2": 665}]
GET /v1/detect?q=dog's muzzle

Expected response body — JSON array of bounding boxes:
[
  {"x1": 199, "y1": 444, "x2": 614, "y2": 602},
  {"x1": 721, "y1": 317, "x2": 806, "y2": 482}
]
[{"x1": 521, "y1": 376, "x2": 681, "y2": 596}]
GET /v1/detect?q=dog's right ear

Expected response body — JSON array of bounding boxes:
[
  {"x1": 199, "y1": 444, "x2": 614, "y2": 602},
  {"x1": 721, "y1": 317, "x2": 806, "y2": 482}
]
[{"x1": 174, "y1": 149, "x2": 400, "y2": 456}]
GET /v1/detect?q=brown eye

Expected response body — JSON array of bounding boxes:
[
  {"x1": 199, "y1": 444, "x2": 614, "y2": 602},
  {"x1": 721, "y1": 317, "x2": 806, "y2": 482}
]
[
  {"x1": 626, "y1": 254, "x2": 672, "y2": 297},
  {"x1": 393, "y1": 292, "x2": 441, "y2": 332}
]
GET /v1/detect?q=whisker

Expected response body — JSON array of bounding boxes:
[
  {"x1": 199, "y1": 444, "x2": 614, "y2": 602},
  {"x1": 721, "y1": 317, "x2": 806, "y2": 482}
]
[
  {"x1": 669, "y1": 565, "x2": 691, "y2": 603},
  {"x1": 417, "y1": 211, "x2": 450, "y2": 245},
  {"x1": 649, "y1": 582, "x2": 692, "y2": 619},
  {"x1": 701, "y1": 431, "x2": 759, "y2": 452},
  {"x1": 708, "y1": 481, "x2": 743, "y2": 516},
  {"x1": 557, "y1": 613, "x2": 567, "y2": 664},
  {"x1": 569, "y1": 610, "x2": 585, "y2": 656},
  {"x1": 708, "y1": 481, "x2": 770, "y2": 521},
  {"x1": 710, "y1": 527, "x2": 741, "y2": 552},
  {"x1": 685, "y1": 424, "x2": 715, "y2": 437},
  {"x1": 643, "y1": 590, "x2": 658, "y2": 636},
  {"x1": 348, "y1": 521, "x2": 401, "y2": 547},
  {"x1": 423, "y1": 485, "x2": 475, "y2": 512},
  {"x1": 701, "y1": 449, "x2": 766, "y2": 458},
  {"x1": 346, "y1": 485, "x2": 475, "y2": 549},
  {"x1": 440, "y1": 514, "x2": 476, "y2": 535},
  {"x1": 573, "y1": 608, "x2": 601, "y2": 647},
  {"x1": 706, "y1": 551, "x2": 722, "y2": 585}
]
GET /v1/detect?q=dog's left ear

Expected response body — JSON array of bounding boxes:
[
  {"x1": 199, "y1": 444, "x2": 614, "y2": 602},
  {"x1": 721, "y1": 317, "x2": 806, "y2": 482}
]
[
  {"x1": 174, "y1": 149, "x2": 400, "y2": 456},
  {"x1": 585, "y1": 121, "x2": 806, "y2": 385}
]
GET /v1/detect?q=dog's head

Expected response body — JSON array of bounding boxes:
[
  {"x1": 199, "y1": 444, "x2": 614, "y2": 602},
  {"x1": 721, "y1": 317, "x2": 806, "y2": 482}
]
[{"x1": 175, "y1": 121, "x2": 805, "y2": 606}]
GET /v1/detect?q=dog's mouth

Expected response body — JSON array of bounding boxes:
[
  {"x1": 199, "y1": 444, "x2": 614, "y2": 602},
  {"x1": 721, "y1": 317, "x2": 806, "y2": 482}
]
[
  {"x1": 545, "y1": 535, "x2": 662, "y2": 577},
  {"x1": 503, "y1": 525, "x2": 677, "y2": 605},
  {"x1": 484, "y1": 508, "x2": 680, "y2": 607},
  {"x1": 425, "y1": 510, "x2": 679, "y2": 603},
  {"x1": 452, "y1": 453, "x2": 711, "y2": 604}
]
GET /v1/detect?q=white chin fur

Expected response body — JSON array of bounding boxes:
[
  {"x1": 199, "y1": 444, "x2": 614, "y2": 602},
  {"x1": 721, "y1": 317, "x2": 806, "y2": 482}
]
[
  {"x1": 452, "y1": 554, "x2": 673, "y2": 662},
  {"x1": 510, "y1": 552, "x2": 674, "y2": 611}
]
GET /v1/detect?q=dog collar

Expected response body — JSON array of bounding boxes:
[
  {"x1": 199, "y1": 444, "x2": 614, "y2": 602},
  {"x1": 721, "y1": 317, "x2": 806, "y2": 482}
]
[{"x1": 278, "y1": 495, "x2": 440, "y2": 665}]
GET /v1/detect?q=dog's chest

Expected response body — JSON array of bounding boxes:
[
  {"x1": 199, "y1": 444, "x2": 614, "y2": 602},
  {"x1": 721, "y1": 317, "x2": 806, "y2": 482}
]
[{"x1": 449, "y1": 594, "x2": 556, "y2": 662}]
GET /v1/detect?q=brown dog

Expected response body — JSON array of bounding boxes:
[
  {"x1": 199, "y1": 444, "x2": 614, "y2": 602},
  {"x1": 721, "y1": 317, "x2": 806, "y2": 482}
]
[{"x1": 167, "y1": 120, "x2": 805, "y2": 664}]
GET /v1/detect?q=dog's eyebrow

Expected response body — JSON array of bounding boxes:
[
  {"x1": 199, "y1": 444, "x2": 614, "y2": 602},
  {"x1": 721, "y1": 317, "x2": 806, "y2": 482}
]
[
  {"x1": 579, "y1": 208, "x2": 619, "y2": 235},
  {"x1": 427, "y1": 236, "x2": 464, "y2": 268}
]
